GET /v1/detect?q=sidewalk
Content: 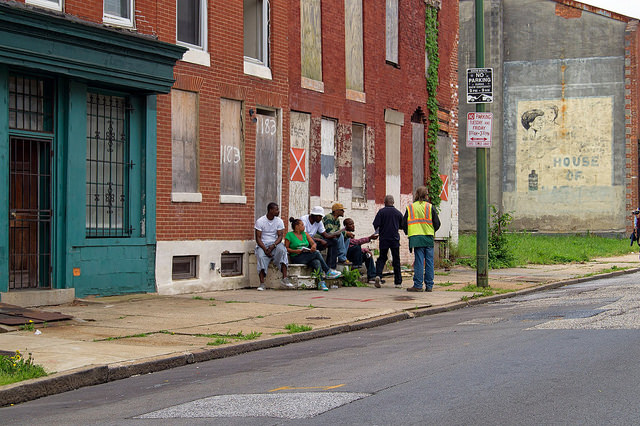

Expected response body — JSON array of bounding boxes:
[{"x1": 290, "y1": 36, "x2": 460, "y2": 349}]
[{"x1": 1, "y1": 253, "x2": 639, "y2": 405}]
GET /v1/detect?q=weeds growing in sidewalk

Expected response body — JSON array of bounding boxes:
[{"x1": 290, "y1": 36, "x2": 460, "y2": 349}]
[
  {"x1": 284, "y1": 323, "x2": 312, "y2": 334},
  {"x1": 19, "y1": 320, "x2": 35, "y2": 331},
  {"x1": 341, "y1": 266, "x2": 361, "y2": 287},
  {"x1": 0, "y1": 350, "x2": 47, "y2": 385},
  {"x1": 198, "y1": 331, "x2": 262, "y2": 346},
  {"x1": 449, "y1": 284, "x2": 515, "y2": 299}
]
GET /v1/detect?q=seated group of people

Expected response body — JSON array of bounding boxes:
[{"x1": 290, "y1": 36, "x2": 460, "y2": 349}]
[{"x1": 254, "y1": 202, "x2": 379, "y2": 291}]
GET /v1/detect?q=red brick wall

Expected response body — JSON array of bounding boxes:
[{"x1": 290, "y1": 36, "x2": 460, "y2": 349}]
[
  {"x1": 155, "y1": 0, "x2": 291, "y2": 241},
  {"x1": 625, "y1": 20, "x2": 639, "y2": 233},
  {"x1": 289, "y1": 0, "x2": 449, "y2": 204}
]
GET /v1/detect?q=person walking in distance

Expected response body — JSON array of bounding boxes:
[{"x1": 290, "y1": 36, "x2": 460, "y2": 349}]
[
  {"x1": 372, "y1": 195, "x2": 404, "y2": 288},
  {"x1": 402, "y1": 186, "x2": 440, "y2": 292}
]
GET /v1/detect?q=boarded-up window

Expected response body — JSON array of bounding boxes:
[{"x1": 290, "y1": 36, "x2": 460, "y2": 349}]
[
  {"x1": 385, "y1": 109, "x2": 403, "y2": 206},
  {"x1": 386, "y1": 0, "x2": 398, "y2": 64},
  {"x1": 220, "y1": 98, "x2": 244, "y2": 196},
  {"x1": 345, "y1": 0, "x2": 364, "y2": 93},
  {"x1": 254, "y1": 109, "x2": 280, "y2": 222},
  {"x1": 172, "y1": 90, "x2": 199, "y2": 194},
  {"x1": 301, "y1": 0, "x2": 322, "y2": 82},
  {"x1": 412, "y1": 121, "x2": 425, "y2": 191},
  {"x1": 352, "y1": 123, "x2": 365, "y2": 200},
  {"x1": 320, "y1": 118, "x2": 337, "y2": 204}
]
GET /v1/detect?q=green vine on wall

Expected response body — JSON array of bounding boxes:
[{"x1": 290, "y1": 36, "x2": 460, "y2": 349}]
[{"x1": 425, "y1": 6, "x2": 443, "y2": 209}]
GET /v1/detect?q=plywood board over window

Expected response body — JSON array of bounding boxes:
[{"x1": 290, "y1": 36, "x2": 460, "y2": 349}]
[
  {"x1": 254, "y1": 109, "x2": 280, "y2": 221},
  {"x1": 301, "y1": 0, "x2": 323, "y2": 91},
  {"x1": 220, "y1": 98, "x2": 245, "y2": 202},
  {"x1": 289, "y1": 112, "x2": 311, "y2": 220},
  {"x1": 345, "y1": 0, "x2": 364, "y2": 99},
  {"x1": 352, "y1": 123, "x2": 365, "y2": 200},
  {"x1": 172, "y1": 89, "x2": 199, "y2": 198},
  {"x1": 386, "y1": 0, "x2": 398, "y2": 64},
  {"x1": 321, "y1": 118, "x2": 337, "y2": 205}
]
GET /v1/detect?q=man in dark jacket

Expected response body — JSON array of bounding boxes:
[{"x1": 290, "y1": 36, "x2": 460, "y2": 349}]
[{"x1": 372, "y1": 195, "x2": 404, "y2": 288}]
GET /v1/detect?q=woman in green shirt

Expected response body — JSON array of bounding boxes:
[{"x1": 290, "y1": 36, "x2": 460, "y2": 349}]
[{"x1": 285, "y1": 218, "x2": 341, "y2": 290}]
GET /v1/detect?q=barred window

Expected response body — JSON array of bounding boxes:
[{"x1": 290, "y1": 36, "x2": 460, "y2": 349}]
[
  {"x1": 86, "y1": 93, "x2": 131, "y2": 237},
  {"x1": 8, "y1": 74, "x2": 54, "y2": 132}
]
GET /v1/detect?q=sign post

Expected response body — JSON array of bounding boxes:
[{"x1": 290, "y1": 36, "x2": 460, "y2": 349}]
[{"x1": 474, "y1": 0, "x2": 489, "y2": 288}]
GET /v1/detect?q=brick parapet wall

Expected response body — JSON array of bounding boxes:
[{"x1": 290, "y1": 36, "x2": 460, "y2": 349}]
[{"x1": 625, "y1": 20, "x2": 639, "y2": 233}]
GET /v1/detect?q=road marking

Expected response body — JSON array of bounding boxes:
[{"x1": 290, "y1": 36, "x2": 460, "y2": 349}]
[{"x1": 269, "y1": 384, "x2": 345, "y2": 392}]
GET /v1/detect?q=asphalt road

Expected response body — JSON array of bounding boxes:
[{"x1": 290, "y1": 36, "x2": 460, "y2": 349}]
[{"x1": 3, "y1": 272, "x2": 640, "y2": 425}]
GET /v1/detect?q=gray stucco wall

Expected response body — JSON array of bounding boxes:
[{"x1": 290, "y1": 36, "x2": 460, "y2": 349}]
[{"x1": 459, "y1": 0, "x2": 627, "y2": 233}]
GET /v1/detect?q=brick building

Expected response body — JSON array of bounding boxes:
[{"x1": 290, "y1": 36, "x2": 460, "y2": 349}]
[
  {"x1": 287, "y1": 0, "x2": 460, "y2": 268},
  {"x1": 458, "y1": 0, "x2": 640, "y2": 235},
  {"x1": 0, "y1": 0, "x2": 184, "y2": 302},
  {"x1": 1, "y1": 0, "x2": 460, "y2": 299}
]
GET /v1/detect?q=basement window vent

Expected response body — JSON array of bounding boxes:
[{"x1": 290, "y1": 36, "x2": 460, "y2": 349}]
[
  {"x1": 220, "y1": 253, "x2": 243, "y2": 277},
  {"x1": 172, "y1": 256, "x2": 197, "y2": 280}
]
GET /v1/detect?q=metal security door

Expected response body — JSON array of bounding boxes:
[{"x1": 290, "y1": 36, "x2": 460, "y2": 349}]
[{"x1": 9, "y1": 137, "x2": 52, "y2": 289}]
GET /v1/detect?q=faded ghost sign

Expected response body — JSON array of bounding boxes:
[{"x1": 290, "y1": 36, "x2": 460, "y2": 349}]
[{"x1": 516, "y1": 97, "x2": 612, "y2": 193}]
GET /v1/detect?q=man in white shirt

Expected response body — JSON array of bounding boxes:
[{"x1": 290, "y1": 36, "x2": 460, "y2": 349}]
[{"x1": 255, "y1": 202, "x2": 293, "y2": 291}]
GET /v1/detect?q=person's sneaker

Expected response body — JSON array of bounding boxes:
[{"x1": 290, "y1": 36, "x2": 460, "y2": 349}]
[
  {"x1": 374, "y1": 276, "x2": 381, "y2": 288},
  {"x1": 407, "y1": 287, "x2": 423, "y2": 292},
  {"x1": 318, "y1": 281, "x2": 329, "y2": 291},
  {"x1": 326, "y1": 269, "x2": 342, "y2": 279},
  {"x1": 257, "y1": 284, "x2": 266, "y2": 291},
  {"x1": 330, "y1": 284, "x2": 339, "y2": 289},
  {"x1": 281, "y1": 278, "x2": 294, "y2": 289},
  {"x1": 368, "y1": 279, "x2": 377, "y2": 285},
  {"x1": 426, "y1": 288, "x2": 433, "y2": 292},
  {"x1": 395, "y1": 284, "x2": 403, "y2": 289}
]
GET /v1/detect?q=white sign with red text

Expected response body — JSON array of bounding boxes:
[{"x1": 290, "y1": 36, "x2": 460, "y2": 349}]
[{"x1": 466, "y1": 112, "x2": 493, "y2": 148}]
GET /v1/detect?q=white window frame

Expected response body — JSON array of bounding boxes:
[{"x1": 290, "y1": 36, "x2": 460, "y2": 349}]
[
  {"x1": 177, "y1": 0, "x2": 208, "y2": 51},
  {"x1": 244, "y1": 0, "x2": 272, "y2": 80},
  {"x1": 103, "y1": 0, "x2": 134, "y2": 28},
  {"x1": 26, "y1": 0, "x2": 63, "y2": 11}
]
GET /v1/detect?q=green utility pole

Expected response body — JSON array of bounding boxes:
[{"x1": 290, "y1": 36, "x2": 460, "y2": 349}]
[{"x1": 475, "y1": 0, "x2": 489, "y2": 287}]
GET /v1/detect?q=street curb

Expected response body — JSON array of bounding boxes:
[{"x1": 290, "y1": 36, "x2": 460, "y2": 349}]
[{"x1": 2, "y1": 266, "x2": 638, "y2": 407}]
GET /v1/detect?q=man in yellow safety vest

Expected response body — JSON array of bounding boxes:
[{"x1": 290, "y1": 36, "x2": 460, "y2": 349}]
[{"x1": 402, "y1": 186, "x2": 440, "y2": 292}]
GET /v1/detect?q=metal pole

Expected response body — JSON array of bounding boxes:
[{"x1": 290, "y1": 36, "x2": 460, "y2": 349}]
[{"x1": 475, "y1": 0, "x2": 489, "y2": 287}]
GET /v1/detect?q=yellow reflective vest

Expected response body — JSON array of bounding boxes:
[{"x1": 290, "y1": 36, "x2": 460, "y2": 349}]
[{"x1": 406, "y1": 201, "x2": 435, "y2": 237}]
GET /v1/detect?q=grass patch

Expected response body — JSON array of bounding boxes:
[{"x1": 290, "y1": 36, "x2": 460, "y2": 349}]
[
  {"x1": 225, "y1": 300, "x2": 248, "y2": 304},
  {"x1": 0, "y1": 351, "x2": 47, "y2": 386},
  {"x1": 194, "y1": 331, "x2": 262, "y2": 341},
  {"x1": 207, "y1": 338, "x2": 231, "y2": 346},
  {"x1": 436, "y1": 281, "x2": 455, "y2": 287},
  {"x1": 95, "y1": 332, "x2": 150, "y2": 342},
  {"x1": 580, "y1": 265, "x2": 629, "y2": 278},
  {"x1": 453, "y1": 233, "x2": 635, "y2": 269},
  {"x1": 192, "y1": 296, "x2": 203, "y2": 300},
  {"x1": 448, "y1": 284, "x2": 515, "y2": 299},
  {"x1": 284, "y1": 323, "x2": 312, "y2": 334}
]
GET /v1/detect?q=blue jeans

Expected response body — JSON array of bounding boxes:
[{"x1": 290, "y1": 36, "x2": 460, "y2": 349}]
[
  {"x1": 291, "y1": 251, "x2": 330, "y2": 274},
  {"x1": 346, "y1": 245, "x2": 376, "y2": 279},
  {"x1": 337, "y1": 236, "x2": 348, "y2": 262},
  {"x1": 412, "y1": 246, "x2": 434, "y2": 290}
]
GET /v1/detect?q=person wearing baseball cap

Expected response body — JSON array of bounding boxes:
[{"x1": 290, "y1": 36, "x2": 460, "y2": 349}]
[
  {"x1": 298, "y1": 206, "x2": 342, "y2": 278},
  {"x1": 321, "y1": 203, "x2": 354, "y2": 269}
]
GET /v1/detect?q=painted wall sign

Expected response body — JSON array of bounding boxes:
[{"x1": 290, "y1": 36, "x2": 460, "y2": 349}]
[
  {"x1": 439, "y1": 174, "x2": 449, "y2": 201},
  {"x1": 466, "y1": 112, "x2": 493, "y2": 147},
  {"x1": 515, "y1": 97, "x2": 612, "y2": 192}
]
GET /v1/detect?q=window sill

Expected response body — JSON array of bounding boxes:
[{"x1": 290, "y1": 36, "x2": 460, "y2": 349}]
[
  {"x1": 181, "y1": 48, "x2": 211, "y2": 67},
  {"x1": 301, "y1": 77, "x2": 324, "y2": 93},
  {"x1": 220, "y1": 195, "x2": 247, "y2": 204},
  {"x1": 103, "y1": 15, "x2": 134, "y2": 28},
  {"x1": 26, "y1": 0, "x2": 62, "y2": 11},
  {"x1": 243, "y1": 60, "x2": 272, "y2": 80},
  {"x1": 346, "y1": 89, "x2": 366, "y2": 103},
  {"x1": 172, "y1": 192, "x2": 202, "y2": 203}
]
